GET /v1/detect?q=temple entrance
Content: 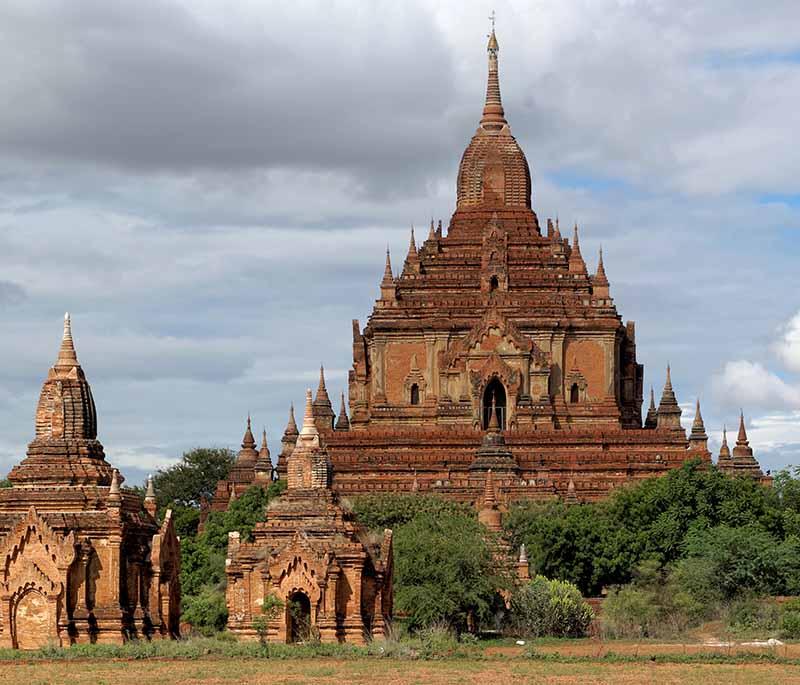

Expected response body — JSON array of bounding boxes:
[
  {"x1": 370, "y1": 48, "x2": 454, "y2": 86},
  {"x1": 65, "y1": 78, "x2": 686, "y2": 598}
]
[
  {"x1": 482, "y1": 378, "x2": 506, "y2": 430},
  {"x1": 13, "y1": 590, "x2": 55, "y2": 649},
  {"x1": 287, "y1": 591, "x2": 311, "y2": 643}
]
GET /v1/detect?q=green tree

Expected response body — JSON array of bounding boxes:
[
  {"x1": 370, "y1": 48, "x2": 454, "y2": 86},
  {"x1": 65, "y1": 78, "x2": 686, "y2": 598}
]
[
  {"x1": 510, "y1": 576, "x2": 594, "y2": 637},
  {"x1": 394, "y1": 512, "x2": 509, "y2": 633},
  {"x1": 152, "y1": 447, "x2": 236, "y2": 509}
]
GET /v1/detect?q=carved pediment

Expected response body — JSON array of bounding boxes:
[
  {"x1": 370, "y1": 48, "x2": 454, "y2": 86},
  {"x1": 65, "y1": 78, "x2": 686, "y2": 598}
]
[
  {"x1": 0, "y1": 507, "x2": 75, "y2": 599},
  {"x1": 469, "y1": 353, "x2": 521, "y2": 396},
  {"x1": 442, "y1": 308, "x2": 534, "y2": 369}
]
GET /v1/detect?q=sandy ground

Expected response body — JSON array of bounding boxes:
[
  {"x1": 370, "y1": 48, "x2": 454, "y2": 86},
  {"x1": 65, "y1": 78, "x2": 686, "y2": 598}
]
[{"x1": 1, "y1": 657, "x2": 798, "y2": 685}]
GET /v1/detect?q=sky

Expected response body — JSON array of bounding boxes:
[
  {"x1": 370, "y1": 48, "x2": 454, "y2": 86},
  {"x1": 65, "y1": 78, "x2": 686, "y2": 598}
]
[{"x1": 1, "y1": 0, "x2": 799, "y2": 487}]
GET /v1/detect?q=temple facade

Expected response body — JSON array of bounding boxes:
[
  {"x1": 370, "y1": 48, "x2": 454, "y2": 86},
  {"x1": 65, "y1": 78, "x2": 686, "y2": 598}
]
[
  {"x1": 0, "y1": 315, "x2": 181, "y2": 648},
  {"x1": 225, "y1": 390, "x2": 392, "y2": 644},
  {"x1": 234, "y1": 29, "x2": 767, "y2": 507}
]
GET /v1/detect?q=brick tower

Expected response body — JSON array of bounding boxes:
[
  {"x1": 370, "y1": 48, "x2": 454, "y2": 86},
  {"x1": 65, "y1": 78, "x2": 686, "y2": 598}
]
[{"x1": 0, "y1": 315, "x2": 180, "y2": 648}]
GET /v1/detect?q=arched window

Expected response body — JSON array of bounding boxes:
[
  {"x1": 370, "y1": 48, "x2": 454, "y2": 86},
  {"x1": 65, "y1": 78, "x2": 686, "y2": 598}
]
[
  {"x1": 482, "y1": 378, "x2": 507, "y2": 430},
  {"x1": 489, "y1": 275, "x2": 499, "y2": 292},
  {"x1": 410, "y1": 383, "x2": 420, "y2": 405},
  {"x1": 570, "y1": 383, "x2": 580, "y2": 403}
]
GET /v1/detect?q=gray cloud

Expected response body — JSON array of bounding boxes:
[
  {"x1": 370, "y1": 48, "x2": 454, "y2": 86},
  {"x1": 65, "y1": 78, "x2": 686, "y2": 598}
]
[{"x1": 0, "y1": 0, "x2": 798, "y2": 481}]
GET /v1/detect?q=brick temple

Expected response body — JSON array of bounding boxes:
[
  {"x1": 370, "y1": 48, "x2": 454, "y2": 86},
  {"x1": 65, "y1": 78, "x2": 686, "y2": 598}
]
[
  {"x1": 225, "y1": 390, "x2": 392, "y2": 643},
  {"x1": 0, "y1": 315, "x2": 181, "y2": 648},
  {"x1": 209, "y1": 28, "x2": 766, "y2": 511}
]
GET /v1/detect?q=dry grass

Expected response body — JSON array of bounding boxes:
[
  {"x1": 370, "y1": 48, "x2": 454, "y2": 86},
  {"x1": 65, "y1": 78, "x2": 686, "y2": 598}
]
[{"x1": 0, "y1": 657, "x2": 798, "y2": 685}]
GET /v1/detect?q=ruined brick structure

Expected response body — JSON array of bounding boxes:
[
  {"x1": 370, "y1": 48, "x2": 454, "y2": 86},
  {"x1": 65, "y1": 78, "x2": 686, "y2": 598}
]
[
  {"x1": 0, "y1": 315, "x2": 180, "y2": 648},
  {"x1": 225, "y1": 390, "x2": 392, "y2": 644},
  {"x1": 220, "y1": 29, "x2": 767, "y2": 509}
]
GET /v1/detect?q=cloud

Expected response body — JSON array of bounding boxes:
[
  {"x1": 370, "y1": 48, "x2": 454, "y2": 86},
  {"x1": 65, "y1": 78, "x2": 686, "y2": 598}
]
[
  {"x1": 712, "y1": 360, "x2": 800, "y2": 411},
  {"x1": 0, "y1": 1, "x2": 799, "y2": 481},
  {"x1": 776, "y1": 310, "x2": 800, "y2": 373}
]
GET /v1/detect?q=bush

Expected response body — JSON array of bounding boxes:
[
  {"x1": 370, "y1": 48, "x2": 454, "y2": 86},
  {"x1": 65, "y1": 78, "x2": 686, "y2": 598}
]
[
  {"x1": 601, "y1": 585, "x2": 660, "y2": 639},
  {"x1": 351, "y1": 494, "x2": 474, "y2": 532},
  {"x1": 510, "y1": 576, "x2": 593, "y2": 638},
  {"x1": 182, "y1": 586, "x2": 228, "y2": 636},
  {"x1": 780, "y1": 598, "x2": 800, "y2": 639},
  {"x1": 725, "y1": 596, "x2": 780, "y2": 636}
]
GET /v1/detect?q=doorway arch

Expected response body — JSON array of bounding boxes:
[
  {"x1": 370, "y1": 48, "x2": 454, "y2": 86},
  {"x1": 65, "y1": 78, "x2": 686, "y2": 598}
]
[
  {"x1": 13, "y1": 589, "x2": 55, "y2": 650},
  {"x1": 482, "y1": 378, "x2": 506, "y2": 430},
  {"x1": 287, "y1": 591, "x2": 311, "y2": 643}
]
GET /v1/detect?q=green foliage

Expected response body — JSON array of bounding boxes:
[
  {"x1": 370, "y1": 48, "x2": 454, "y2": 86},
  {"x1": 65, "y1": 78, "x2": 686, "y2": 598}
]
[
  {"x1": 182, "y1": 586, "x2": 228, "y2": 636},
  {"x1": 780, "y1": 598, "x2": 800, "y2": 639},
  {"x1": 682, "y1": 524, "x2": 800, "y2": 598},
  {"x1": 0, "y1": 479, "x2": 11, "y2": 488},
  {"x1": 506, "y1": 461, "x2": 800, "y2": 596},
  {"x1": 253, "y1": 593, "x2": 284, "y2": 647},
  {"x1": 351, "y1": 493, "x2": 474, "y2": 531},
  {"x1": 394, "y1": 512, "x2": 509, "y2": 633},
  {"x1": 725, "y1": 596, "x2": 780, "y2": 635},
  {"x1": 509, "y1": 576, "x2": 593, "y2": 638},
  {"x1": 180, "y1": 481, "x2": 286, "y2": 634},
  {"x1": 152, "y1": 447, "x2": 236, "y2": 509}
]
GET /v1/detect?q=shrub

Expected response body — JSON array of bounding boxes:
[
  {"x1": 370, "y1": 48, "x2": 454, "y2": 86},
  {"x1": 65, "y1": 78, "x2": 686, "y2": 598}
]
[
  {"x1": 510, "y1": 576, "x2": 593, "y2": 638},
  {"x1": 600, "y1": 585, "x2": 660, "y2": 639},
  {"x1": 780, "y1": 598, "x2": 800, "y2": 639},
  {"x1": 725, "y1": 596, "x2": 780, "y2": 636},
  {"x1": 182, "y1": 585, "x2": 228, "y2": 636}
]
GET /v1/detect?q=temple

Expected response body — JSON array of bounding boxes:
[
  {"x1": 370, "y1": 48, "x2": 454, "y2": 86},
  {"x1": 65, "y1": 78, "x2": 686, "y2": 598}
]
[
  {"x1": 225, "y1": 390, "x2": 392, "y2": 643},
  {"x1": 0, "y1": 315, "x2": 181, "y2": 648},
  {"x1": 218, "y1": 28, "x2": 768, "y2": 508}
]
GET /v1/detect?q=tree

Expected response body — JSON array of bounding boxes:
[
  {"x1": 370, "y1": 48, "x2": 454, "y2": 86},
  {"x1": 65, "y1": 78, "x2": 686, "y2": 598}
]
[
  {"x1": 394, "y1": 512, "x2": 510, "y2": 633},
  {"x1": 152, "y1": 447, "x2": 236, "y2": 509}
]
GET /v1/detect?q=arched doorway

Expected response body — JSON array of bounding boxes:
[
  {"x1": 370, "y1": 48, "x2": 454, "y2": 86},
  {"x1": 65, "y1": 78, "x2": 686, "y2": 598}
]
[
  {"x1": 13, "y1": 589, "x2": 55, "y2": 650},
  {"x1": 287, "y1": 591, "x2": 311, "y2": 643},
  {"x1": 482, "y1": 378, "x2": 506, "y2": 430},
  {"x1": 570, "y1": 383, "x2": 580, "y2": 403},
  {"x1": 410, "y1": 383, "x2": 420, "y2": 405}
]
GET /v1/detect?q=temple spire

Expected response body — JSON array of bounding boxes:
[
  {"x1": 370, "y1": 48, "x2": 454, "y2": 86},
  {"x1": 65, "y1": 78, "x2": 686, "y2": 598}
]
[
  {"x1": 313, "y1": 365, "x2": 335, "y2": 429},
  {"x1": 403, "y1": 225, "x2": 421, "y2": 275},
  {"x1": 335, "y1": 391, "x2": 350, "y2": 431},
  {"x1": 382, "y1": 247, "x2": 393, "y2": 284},
  {"x1": 480, "y1": 23, "x2": 507, "y2": 129},
  {"x1": 592, "y1": 246, "x2": 610, "y2": 298},
  {"x1": 644, "y1": 386, "x2": 658, "y2": 428},
  {"x1": 56, "y1": 312, "x2": 79, "y2": 368},
  {"x1": 657, "y1": 364, "x2": 683, "y2": 431},
  {"x1": 487, "y1": 392, "x2": 500, "y2": 431},
  {"x1": 285, "y1": 403, "x2": 298, "y2": 435},
  {"x1": 568, "y1": 223, "x2": 587, "y2": 275},
  {"x1": 428, "y1": 218, "x2": 436, "y2": 242},
  {"x1": 689, "y1": 398, "x2": 708, "y2": 452},
  {"x1": 299, "y1": 388, "x2": 318, "y2": 441},
  {"x1": 737, "y1": 410, "x2": 748, "y2": 445}
]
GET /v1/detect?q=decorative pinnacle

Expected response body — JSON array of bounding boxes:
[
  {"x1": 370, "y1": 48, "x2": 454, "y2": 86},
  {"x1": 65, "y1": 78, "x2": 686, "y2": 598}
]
[
  {"x1": 285, "y1": 402, "x2": 298, "y2": 435},
  {"x1": 56, "y1": 311, "x2": 79, "y2": 367},
  {"x1": 518, "y1": 543, "x2": 528, "y2": 564},
  {"x1": 145, "y1": 474, "x2": 156, "y2": 501},
  {"x1": 109, "y1": 469, "x2": 121, "y2": 500},
  {"x1": 428, "y1": 218, "x2": 435, "y2": 241},
  {"x1": 480, "y1": 21, "x2": 506, "y2": 129},
  {"x1": 594, "y1": 246, "x2": 609, "y2": 287},
  {"x1": 242, "y1": 414, "x2": 256, "y2": 449},
  {"x1": 487, "y1": 391, "x2": 500, "y2": 431},
  {"x1": 737, "y1": 410, "x2": 749, "y2": 445},
  {"x1": 300, "y1": 388, "x2": 317, "y2": 436},
  {"x1": 649, "y1": 386, "x2": 656, "y2": 410},
  {"x1": 409, "y1": 225, "x2": 417, "y2": 253}
]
